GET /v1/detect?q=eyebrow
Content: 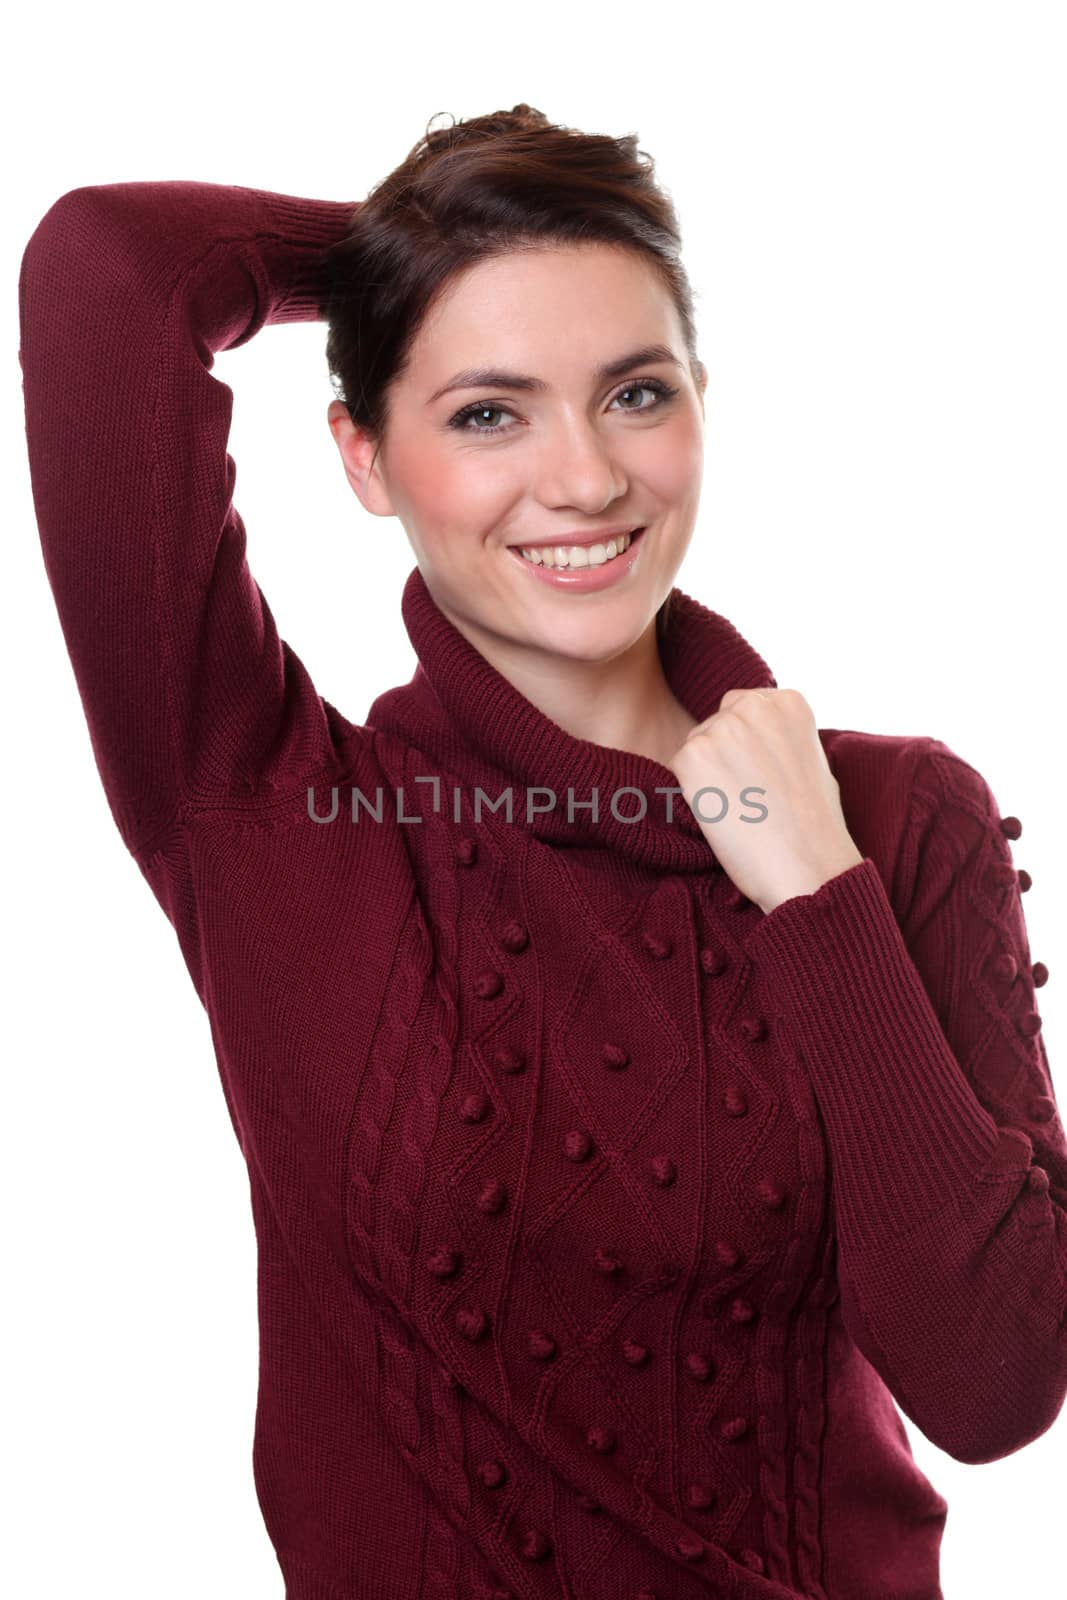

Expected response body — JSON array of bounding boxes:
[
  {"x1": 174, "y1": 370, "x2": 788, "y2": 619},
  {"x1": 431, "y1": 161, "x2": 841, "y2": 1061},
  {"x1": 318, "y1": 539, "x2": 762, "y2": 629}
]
[{"x1": 426, "y1": 343, "x2": 684, "y2": 405}]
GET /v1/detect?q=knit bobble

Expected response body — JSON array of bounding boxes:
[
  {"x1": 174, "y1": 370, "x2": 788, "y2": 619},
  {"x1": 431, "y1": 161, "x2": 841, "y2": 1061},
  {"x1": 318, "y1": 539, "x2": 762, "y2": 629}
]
[
  {"x1": 724, "y1": 1085, "x2": 748, "y2": 1116},
  {"x1": 479, "y1": 1458, "x2": 508, "y2": 1488},
  {"x1": 1033, "y1": 961, "x2": 1050, "y2": 987},
  {"x1": 676, "y1": 1532, "x2": 705, "y2": 1561},
  {"x1": 426, "y1": 1246, "x2": 462, "y2": 1279},
  {"x1": 729, "y1": 1297, "x2": 757, "y2": 1324},
  {"x1": 740, "y1": 1550, "x2": 765, "y2": 1574},
  {"x1": 493, "y1": 1043, "x2": 526, "y2": 1074},
  {"x1": 1028, "y1": 1166, "x2": 1050, "y2": 1194},
  {"x1": 1030, "y1": 1096, "x2": 1056, "y2": 1123},
  {"x1": 477, "y1": 1178, "x2": 507, "y2": 1213},
  {"x1": 1018, "y1": 1010, "x2": 1043, "y2": 1038},
  {"x1": 685, "y1": 1351, "x2": 715, "y2": 1382},
  {"x1": 473, "y1": 969, "x2": 504, "y2": 1000},
  {"x1": 1019, "y1": 868, "x2": 1033, "y2": 892},
  {"x1": 577, "y1": 1493, "x2": 602, "y2": 1512},
  {"x1": 602, "y1": 1040, "x2": 630, "y2": 1070},
  {"x1": 721, "y1": 1416, "x2": 749, "y2": 1440},
  {"x1": 593, "y1": 1245, "x2": 623, "y2": 1274},
  {"x1": 739, "y1": 1015, "x2": 768, "y2": 1043},
  {"x1": 686, "y1": 1482, "x2": 717, "y2": 1510},
  {"x1": 499, "y1": 919, "x2": 529, "y2": 952},
  {"x1": 993, "y1": 951, "x2": 1018, "y2": 983},
  {"x1": 635, "y1": 1588, "x2": 659, "y2": 1600},
  {"x1": 459, "y1": 1091, "x2": 491, "y2": 1123},
  {"x1": 586, "y1": 1424, "x2": 617, "y2": 1453},
  {"x1": 714, "y1": 1239, "x2": 742, "y2": 1267},
  {"x1": 650, "y1": 1155, "x2": 677, "y2": 1187},
  {"x1": 528, "y1": 1329, "x2": 558, "y2": 1361},
  {"x1": 642, "y1": 931, "x2": 673, "y2": 959},
  {"x1": 621, "y1": 1338, "x2": 650, "y2": 1366},
  {"x1": 758, "y1": 1177, "x2": 788, "y2": 1209},
  {"x1": 456, "y1": 1306, "x2": 490, "y2": 1341},
  {"x1": 1000, "y1": 815, "x2": 1023, "y2": 840},
  {"x1": 990, "y1": 863, "x2": 1017, "y2": 893},
  {"x1": 564, "y1": 1129, "x2": 593, "y2": 1161},
  {"x1": 456, "y1": 837, "x2": 478, "y2": 866},
  {"x1": 724, "y1": 885, "x2": 749, "y2": 911},
  {"x1": 520, "y1": 1530, "x2": 551, "y2": 1560},
  {"x1": 699, "y1": 944, "x2": 728, "y2": 976}
]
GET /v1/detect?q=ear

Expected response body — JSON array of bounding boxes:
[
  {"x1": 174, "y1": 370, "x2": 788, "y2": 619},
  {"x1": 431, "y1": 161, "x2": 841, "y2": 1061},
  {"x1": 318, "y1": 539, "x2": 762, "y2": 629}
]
[{"x1": 327, "y1": 400, "x2": 395, "y2": 517}]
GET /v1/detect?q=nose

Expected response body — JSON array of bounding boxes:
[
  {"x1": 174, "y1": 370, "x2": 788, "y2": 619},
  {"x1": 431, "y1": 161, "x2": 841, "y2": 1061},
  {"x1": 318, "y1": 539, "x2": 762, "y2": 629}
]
[{"x1": 533, "y1": 413, "x2": 628, "y2": 512}]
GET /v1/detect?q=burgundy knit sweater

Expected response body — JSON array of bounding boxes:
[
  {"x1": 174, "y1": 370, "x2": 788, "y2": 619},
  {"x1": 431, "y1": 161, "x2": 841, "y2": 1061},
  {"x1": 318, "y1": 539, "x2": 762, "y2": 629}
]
[{"x1": 19, "y1": 180, "x2": 1067, "y2": 1600}]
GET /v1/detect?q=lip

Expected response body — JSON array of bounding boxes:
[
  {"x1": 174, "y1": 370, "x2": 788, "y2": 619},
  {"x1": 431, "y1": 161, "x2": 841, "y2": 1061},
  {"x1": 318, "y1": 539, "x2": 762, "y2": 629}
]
[
  {"x1": 507, "y1": 524, "x2": 642, "y2": 552},
  {"x1": 506, "y1": 526, "x2": 648, "y2": 592}
]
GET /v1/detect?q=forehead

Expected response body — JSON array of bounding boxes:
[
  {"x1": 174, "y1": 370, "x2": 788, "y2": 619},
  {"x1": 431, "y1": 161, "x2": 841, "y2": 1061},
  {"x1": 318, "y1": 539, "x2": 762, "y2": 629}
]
[{"x1": 411, "y1": 244, "x2": 681, "y2": 372}]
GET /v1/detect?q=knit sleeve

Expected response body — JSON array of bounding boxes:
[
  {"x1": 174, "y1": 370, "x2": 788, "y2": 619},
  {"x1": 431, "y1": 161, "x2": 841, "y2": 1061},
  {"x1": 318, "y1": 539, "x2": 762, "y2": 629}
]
[
  {"x1": 19, "y1": 180, "x2": 360, "y2": 860},
  {"x1": 738, "y1": 736, "x2": 1067, "y2": 1465}
]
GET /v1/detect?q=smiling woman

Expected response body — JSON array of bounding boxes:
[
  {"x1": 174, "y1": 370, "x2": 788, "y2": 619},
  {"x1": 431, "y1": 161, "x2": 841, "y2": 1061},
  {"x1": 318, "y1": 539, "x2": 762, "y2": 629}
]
[{"x1": 19, "y1": 101, "x2": 1066, "y2": 1600}]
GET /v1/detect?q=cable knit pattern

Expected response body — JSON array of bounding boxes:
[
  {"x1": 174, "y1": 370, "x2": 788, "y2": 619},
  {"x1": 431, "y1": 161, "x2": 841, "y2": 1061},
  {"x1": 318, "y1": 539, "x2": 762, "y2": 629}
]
[{"x1": 20, "y1": 179, "x2": 1067, "y2": 1600}]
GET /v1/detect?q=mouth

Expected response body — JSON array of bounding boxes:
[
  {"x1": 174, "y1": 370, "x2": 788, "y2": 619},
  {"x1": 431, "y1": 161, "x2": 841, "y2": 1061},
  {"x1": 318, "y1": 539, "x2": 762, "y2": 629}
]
[{"x1": 508, "y1": 526, "x2": 647, "y2": 570}]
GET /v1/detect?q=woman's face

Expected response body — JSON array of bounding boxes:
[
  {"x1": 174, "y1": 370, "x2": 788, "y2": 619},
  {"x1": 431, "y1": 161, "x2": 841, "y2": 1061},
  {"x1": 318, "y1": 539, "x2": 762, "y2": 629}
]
[{"x1": 328, "y1": 243, "x2": 707, "y2": 666}]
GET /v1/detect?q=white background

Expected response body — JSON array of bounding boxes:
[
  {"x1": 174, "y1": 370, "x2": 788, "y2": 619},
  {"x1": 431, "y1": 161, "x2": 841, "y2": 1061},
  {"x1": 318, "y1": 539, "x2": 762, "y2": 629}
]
[{"x1": 5, "y1": 3, "x2": 1064, "y2": 1596}]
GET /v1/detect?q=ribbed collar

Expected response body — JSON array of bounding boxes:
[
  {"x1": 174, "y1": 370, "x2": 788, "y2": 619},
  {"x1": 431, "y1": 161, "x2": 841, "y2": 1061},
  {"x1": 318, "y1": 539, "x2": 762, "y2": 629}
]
[{"x1": 367, "y1": 564, "x2": 777, "y2": 873}]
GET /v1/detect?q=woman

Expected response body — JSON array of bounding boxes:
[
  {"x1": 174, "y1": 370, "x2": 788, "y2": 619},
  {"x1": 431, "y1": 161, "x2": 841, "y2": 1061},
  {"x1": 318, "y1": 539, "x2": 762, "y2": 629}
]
[{"x1": 19, "y1": 104, "x2": 1066, "y2": 1600}]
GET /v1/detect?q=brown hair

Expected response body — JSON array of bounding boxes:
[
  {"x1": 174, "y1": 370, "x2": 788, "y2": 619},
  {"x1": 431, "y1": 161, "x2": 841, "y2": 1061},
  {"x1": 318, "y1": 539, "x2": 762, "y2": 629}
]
[{"x1": 319, "y1": 103, "x2": 703, "y2": 639}]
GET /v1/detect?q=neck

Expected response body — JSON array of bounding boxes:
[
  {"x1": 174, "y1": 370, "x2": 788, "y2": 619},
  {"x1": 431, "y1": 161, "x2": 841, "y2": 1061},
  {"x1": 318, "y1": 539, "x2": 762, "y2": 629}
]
[{"x1": 437, "y1": 603, "x2": 701, "y2": 772}]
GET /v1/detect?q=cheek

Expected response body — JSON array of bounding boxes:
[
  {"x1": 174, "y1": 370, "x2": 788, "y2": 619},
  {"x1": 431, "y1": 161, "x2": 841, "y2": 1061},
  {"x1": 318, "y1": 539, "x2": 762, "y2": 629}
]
[{"x1": 632, "y1": 426, "x2": 704, "y2": 504}]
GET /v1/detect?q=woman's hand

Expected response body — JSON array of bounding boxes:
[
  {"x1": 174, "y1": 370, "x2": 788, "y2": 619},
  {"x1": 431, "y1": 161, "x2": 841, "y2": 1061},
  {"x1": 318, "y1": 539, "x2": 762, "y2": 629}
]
[{"x1": 665, "y1": 688, "x2": 864, "y2": 914}]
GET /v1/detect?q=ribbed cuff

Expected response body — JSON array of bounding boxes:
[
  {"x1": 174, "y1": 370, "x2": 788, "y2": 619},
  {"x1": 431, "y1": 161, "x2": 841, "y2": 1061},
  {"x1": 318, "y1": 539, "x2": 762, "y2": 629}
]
[
  {"x1": 254, "y1": 190, "x2": 361, "y2": 322},
  {"x1": 740, "y1": 857, "x2": 1002, "y2": 1250}
]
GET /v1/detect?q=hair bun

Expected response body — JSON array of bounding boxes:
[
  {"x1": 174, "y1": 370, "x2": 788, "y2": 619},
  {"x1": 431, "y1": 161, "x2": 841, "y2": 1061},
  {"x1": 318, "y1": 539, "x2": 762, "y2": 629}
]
[{"x1": 422, "y1": 104, "x2": 552, "y2": 155}]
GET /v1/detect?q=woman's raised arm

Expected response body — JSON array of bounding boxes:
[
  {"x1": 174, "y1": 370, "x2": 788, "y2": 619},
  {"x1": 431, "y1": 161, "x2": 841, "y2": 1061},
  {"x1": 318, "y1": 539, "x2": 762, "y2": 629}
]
[{"x1": 19, "y1": 180, "x2": 359, "y2": 862}]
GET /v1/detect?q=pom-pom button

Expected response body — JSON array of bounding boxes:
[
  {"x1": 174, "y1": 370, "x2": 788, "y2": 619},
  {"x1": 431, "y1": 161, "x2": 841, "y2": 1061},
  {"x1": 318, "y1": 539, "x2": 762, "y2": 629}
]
[
  {"x1": 499, "y1": 919, "x2": 529, "y2": 953},
  {"x1": 426, "y1": 1246, "x2": 462, "y2": 1279},
  {"x1": 1018, "y1": 1010, "x2": 1043, "y2": 1038},
  {"x1": 479, "y1": 1458, "x2": 507, "y2": 1488},
  {"x1": 699, "y1": 944, "x2": 729, "y2": 976},
  {"x1": 473, "y1": 969, "x2": 504, "y2": 1000},
  {"x1": 528, "y1": 1330, "x2": 557, "y2": 1361},
  {"x1": 676, "y1": 1532, "x2": 705, "y2": 1561},
  {"x1": 602, "y1": 1041, "x2": 630, "y2": 1070},
  {"x1": 1033, "y1": 961, "x2": 1050, "y2": 987},
  {"x1": 477, "y1": 1178, "x2": 507, "y2": 1213},
  {"x1": 456, "y1": 1305, "x2": 490, "y2": 1341},
  {"x1": 563, "y1": 1130, "x2": 593, "y2": 1161},
  {"x1": 1000, "y1": 815, "x2": 1023, "y2": 840},
  {"x1": 650, "y1": 1155, "x2": 677, "y2": 1186},
  {"x1": 724, "y1": 1085, "x2": 748, "y2": 1116},
  {"x1": 456, "y1": 837, "x2": 478, "y2": 866},
  {"x1": 459, "y1": 1091, "x2": 491, "y2": 1123},
  {"x1": 621, "y1": 1338, "x2": 650, "y2": 1366}
]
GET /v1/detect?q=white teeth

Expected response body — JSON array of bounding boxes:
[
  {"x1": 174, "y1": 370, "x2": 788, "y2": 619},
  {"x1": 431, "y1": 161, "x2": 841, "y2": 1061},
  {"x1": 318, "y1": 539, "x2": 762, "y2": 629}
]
[{"x1": 518, "y1": 530, "x2": 635, "y2": 568}]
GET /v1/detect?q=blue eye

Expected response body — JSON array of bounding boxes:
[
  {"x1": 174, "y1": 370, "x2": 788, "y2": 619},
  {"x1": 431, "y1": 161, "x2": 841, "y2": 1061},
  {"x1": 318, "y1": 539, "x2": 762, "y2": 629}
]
[{"x1": 447, "y1": 378, "x2": 680, "y2": 437}]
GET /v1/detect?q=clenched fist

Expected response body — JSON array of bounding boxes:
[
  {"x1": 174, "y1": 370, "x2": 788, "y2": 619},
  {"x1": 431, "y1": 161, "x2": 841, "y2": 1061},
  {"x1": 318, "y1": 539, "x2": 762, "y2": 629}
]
[{"x1": 666, "y1": 687, "x2": 864, "y2": 915}]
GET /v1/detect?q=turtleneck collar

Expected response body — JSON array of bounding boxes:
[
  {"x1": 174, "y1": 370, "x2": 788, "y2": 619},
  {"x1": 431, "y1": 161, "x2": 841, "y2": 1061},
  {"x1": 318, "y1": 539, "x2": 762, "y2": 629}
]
[{"x1": 366, "y1": 564, "x2": 778, "y2": 874}]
